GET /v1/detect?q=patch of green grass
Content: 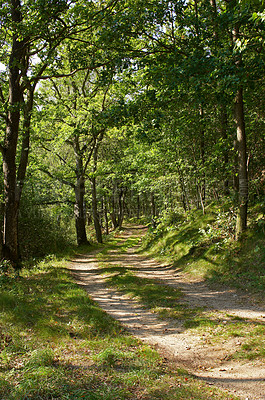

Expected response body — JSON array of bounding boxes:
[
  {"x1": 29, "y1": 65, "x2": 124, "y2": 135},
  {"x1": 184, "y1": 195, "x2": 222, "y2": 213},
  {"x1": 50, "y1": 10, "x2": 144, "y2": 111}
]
[
  {"x1": 229, "y1": 324, "x2": 265, "y2": 361},
  {"x1": 183, "y1": 315, "x2": 217, "y2": 330},
  {"x1": 98, "y1": 263, "x2": 129, "y2": 275},
  {"x1": 93, "y1": 233, "x2": 140, "y2": 261},
  {"x1": 240, "y1": 337, "x2": 265, "y2": 360},
  {"x1": 0, "y1": 254, "x2": 240, "y2": 400},
  {"x1": 97, "y1": 264, "x2": 199, "y2": 323},
  {"x1": 184, "y1": 311, "x2": 265, "y2": 361}
]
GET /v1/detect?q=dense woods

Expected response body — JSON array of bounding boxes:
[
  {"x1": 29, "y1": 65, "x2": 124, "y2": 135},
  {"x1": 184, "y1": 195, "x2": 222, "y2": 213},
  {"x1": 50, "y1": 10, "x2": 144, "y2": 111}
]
[
  {"x1": 0, "y1": 3, "x2": 265, "y2": 399},
  {"x1": 0, "y1": 0, "x2": 264, "y2": 268}
]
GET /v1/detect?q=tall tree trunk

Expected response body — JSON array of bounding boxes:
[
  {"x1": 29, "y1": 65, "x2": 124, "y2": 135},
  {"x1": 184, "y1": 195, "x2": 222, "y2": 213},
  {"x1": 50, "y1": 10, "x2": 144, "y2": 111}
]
[
  {"x1": 1, "y1": 0, "x2": 26, "y2": 268},
  {"x1": 91, "y1": 175, "x2": 102, "y2": 243},
  {"x1": 232, "y1": 21, "x2": 248, "y2": 238},
  {"x1": 103, "y1": 196, "x2": 109, "y2": 235},
  {"x1": 91, "y1": 141, "x2": 103, "y2": 243},
  {"x1": 199, "y1": 105, "x2": 206, "y2": 202},
  {"x1": 17, "y1": 89, "x2": 34, "y2": 199},
  {"x1": 137, "y1": 194, "x2": 140, "y2": 219},
  {"x1": 150, "y1": 192, "x2": 156, "y2": 219},
  {"x1": 74, "y1": 177, "x2": 89, "y2": 246},
  {"x1": 233, "y1": 138, "x2": 239, "y2": 193},
  {"x1": 235, "y1": 87, "x2": 248, "y2": 238},
  {"x1": 2, "y1": 164, "x2": 20, "y2": 266},
  {"x1": 176, "y1": 159, "x2": 190, "y2": 212},
  {"x1": 220, "y1": 104, "x2": 230, "y2": 195},
  {"x1": 117, "y1": 188, "x2": 126, "y2": 229},
  {"x1": 73, "y1": 132, "x2": 89, "y2": 246},
  {"x1": 111, "y1": 181, "x2": 119, "y2": 229}
]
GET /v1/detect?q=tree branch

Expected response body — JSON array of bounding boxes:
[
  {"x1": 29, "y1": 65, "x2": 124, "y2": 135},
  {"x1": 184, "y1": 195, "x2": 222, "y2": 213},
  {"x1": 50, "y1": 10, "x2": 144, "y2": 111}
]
[
  {"x1": 84, "y1": 143, "x2": 96, "y2": 174},
  {"x1": 40, "y1": 143, "x2": 77, "y2": 173},
  {"x1": 0, "y1": 86, "x2": 5, "y2": 103},
  {"x1": 81, "y1": 69, "x2": 91, "y2": 96},
  {"x1": 39, "y1": 168, "x2": 75, "y2": 189},
  {"x1": 33, "y1": 200, "x2": 74, "y2": 206},
  {"x1": 51, "y1": 79, "x2": 76, "y2": 118},
  {"x1": 31, "y1": 66, "x2": 95, "y2": 81}
]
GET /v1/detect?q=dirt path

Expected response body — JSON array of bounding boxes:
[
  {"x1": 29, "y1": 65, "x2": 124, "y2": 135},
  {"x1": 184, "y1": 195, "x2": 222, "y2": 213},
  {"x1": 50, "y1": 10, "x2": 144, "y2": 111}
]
[{"x1": 69, "y1": 226, "x2": 265, "y2": 400}]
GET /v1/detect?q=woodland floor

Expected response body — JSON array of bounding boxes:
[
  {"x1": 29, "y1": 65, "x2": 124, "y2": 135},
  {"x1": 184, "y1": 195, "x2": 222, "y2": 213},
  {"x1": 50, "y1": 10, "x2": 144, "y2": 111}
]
[{"x1": 69, "y1": 226, "x2": 265, "y2": 400}]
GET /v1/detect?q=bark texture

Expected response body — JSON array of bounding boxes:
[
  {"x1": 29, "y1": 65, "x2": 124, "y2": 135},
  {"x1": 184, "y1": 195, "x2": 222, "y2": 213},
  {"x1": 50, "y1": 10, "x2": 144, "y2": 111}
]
[
  {"x1": 73, "y1": 134, "x2": 89, "y2": 246},
  {"x1": 2, "y1": 0, "x2": 27, "y2": 267},
  {"x1": 235, "y1": 87, "x2": 248, "y2": 238},
  {"x1": 232, "y1": 20, "x2": 248, "y2": 238},
  {"x1": 74, "y1": 176, "x2": 89, "y2": 246}
]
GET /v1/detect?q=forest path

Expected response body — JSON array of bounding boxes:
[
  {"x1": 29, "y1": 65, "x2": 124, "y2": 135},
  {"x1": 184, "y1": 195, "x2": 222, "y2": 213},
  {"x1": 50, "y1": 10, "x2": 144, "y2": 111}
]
[{"x1": 69, "y1": 225, "x2": 265, "y2": 400}]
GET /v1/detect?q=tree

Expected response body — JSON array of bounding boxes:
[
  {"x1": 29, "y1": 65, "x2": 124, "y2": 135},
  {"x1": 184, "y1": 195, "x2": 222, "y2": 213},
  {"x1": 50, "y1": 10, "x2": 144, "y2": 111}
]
[
  {"x1": 35, "y1": 66, "x2": 113, "y2": 245},
  {"x1": 0, "y1": 0, "x2": 73, "y2": 267}
]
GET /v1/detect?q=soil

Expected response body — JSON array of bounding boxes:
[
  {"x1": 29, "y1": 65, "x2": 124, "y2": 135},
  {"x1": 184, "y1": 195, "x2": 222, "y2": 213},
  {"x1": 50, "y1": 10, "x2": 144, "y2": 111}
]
[{"x1": 69, "y1": 226, "x2": 265, "y2": 400}]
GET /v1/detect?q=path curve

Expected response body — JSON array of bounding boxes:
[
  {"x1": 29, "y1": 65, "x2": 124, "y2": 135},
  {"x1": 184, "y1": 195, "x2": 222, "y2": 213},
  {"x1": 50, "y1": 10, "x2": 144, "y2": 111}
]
[{"x1": 69, "y1": 226, "x2": 265, "y2": 400}]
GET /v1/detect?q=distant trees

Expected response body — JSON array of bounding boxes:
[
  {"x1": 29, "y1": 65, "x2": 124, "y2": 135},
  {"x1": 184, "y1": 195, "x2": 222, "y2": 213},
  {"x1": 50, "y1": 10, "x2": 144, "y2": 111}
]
[{"x1": 36, "y1": 68, "x2": 112, "y2": 245}]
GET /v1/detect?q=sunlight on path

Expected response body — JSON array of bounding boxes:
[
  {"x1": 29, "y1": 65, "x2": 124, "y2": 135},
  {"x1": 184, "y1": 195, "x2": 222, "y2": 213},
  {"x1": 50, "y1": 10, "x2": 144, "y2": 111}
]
[{"x1": 69, "y1": 227, "x2": 265, "y2": 400}]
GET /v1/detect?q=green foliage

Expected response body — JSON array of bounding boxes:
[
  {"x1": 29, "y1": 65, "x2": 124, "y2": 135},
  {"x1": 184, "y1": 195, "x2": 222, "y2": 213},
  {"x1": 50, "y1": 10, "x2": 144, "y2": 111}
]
[
  {"x1": 25, "y1": 348, "x2": 55, "y2": 369},
  {"x1": 19, "y1": 191, "x2": 75, "y2": 260},
  {"x1": 1, "y1": 0, "x2": 264, "y2": 272},
  {"x1": 0, "y1": 259, "x2": 13, "y2": 277}
]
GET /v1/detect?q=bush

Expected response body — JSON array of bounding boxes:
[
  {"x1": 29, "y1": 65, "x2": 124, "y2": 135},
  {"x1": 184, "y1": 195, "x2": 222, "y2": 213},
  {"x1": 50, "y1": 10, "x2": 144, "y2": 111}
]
[{"x1": 19, "y1": 197, "x2": 75, "y2": 260}]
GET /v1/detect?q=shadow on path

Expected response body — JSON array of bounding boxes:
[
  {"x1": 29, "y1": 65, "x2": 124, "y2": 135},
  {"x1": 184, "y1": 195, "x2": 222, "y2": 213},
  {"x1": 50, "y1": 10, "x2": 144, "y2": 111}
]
[{"x1": 69, "y1": 226, "x2": 265, "y2": 400}]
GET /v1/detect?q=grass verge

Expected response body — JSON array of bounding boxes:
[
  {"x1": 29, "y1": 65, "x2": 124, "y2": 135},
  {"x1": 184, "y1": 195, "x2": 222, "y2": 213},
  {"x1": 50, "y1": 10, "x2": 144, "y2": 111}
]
[{"x1": 142, "y1": 203, "x2": 265, "y2": 296}]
